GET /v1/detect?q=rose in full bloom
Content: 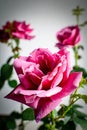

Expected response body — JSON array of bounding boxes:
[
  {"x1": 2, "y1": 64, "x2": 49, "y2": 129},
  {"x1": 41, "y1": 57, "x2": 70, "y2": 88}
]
[
  {"x1": 3, "y1": 21, "x2": 35, "y2": 40},
  {"x1": 5, "y1": 48, "x2": 82, "y2": 122},
  {"x1": 55, "y1": 25, "x2": 81, "y2": 49}
]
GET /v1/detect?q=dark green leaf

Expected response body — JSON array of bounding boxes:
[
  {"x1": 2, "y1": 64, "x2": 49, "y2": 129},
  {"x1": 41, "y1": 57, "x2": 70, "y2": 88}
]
[
  {"x1": 64, "y1": 116, "x2": 71, "y2": 124},
  {"x1": 41, "y1": 115, "x2": 50, "y2": 123},
  {"x1": 38, "y1": 124, "x2": 46, "y2": 130},
  {"x1": 0, "y1": 116, "x2": 8, "y2": 130},
  {"x1": 56, "y1": 120, "x2": 64, "y2": 129},
  {"x1": 72, "y1": 104, "x2": 83, "y2": 109},
  {"x1": 8, "y1": 80, "x2": 17, "y2": 88},
  {"x1": 0, "y1": 76, "x2": 5, "y2": 89},
  {"x1": 81, "y1": 95, "x2": 87, "y2": 103},
  {"x1": 6, "y1": 118, "x2": 16, "y2": 129},
  {"x1": 75, "y1": 110, "x2": 87, "y2": 119},
  {"x1": 0, "y1": 120, "x2": 7, "y2": 130},
  {"x1": 10, "y1": 111, "x2": 22, "y2": 119},
  {"x1": 22, "y1": 108, "x2": 35, "y2": 120},
  {"x1": 72, "y1": 66, "x2": 87, "y2": 78},
  {"x1": 74, "y1": 117, "x2": 87, "y2": 130},
  {"x1": 38, "y1": 123, "x2": 55, "y2": 130},
  {"x1": 75, "y1": 110, "x2": 87, "y2": 118},
  {"x1": 79, "y1": 21, "x2": 87, "y2": 27},
  {"x1": 61, "y1": 121, "x2": 76, "y2": 130},
  {"x1": 1, "y1": 64, "x2": 13, "y2": 80}
]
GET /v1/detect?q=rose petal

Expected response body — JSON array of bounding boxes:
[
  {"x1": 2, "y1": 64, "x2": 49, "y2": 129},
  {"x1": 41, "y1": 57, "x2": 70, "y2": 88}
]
[
  {"x1": 17, "y1": 87, "x2": 62, "y2": 97},
  {"x1": 35, "y1": 97, "x2": 62, "y2": 122},
  {"x1": 19, "y1": 74, "x2": 37, "y2": 89},
  {"x1": 51, "y1": 72, "x2": 82, "y2": 100}
]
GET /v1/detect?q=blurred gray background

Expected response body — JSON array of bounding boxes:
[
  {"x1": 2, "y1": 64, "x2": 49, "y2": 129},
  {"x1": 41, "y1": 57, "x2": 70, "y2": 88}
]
[{"x1": 0, "y1": 0, "x2": 87, "y2": 130}]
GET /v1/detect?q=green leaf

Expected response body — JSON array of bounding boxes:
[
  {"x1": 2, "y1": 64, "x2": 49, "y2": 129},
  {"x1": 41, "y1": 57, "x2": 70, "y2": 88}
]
[
  {"x1": 56, "y1": 120, "x2": 64, "y2": 129},
  {"x1": 8, "y1": 80, "x2": 17, "y2": 88},
  {"x1": 79, "y1": 21, "x2": 87, "y2": 27},
  {"x1": 72, "y1": 66, "x2": 87, "y2": 78},
  {"x1": 81, "y1": 95, "x2": 87, "y2": 103},
  {"x1": 74, "y1": 117, "x2": 87, "y2": 130},
  {"x1": 0, "y1": 119, "x2": 7, "y2": 130},
  {"x1": 41, "y1": 115, "x2": 50, "y2": 123},
  {"x1": 6, "y1": 118, "x2": 16, "y2": 129},
  {"x1": 22, "y1": 108, "x2": 35, "y2": 120},
  {"x1": 72, "y1": 104, "x2": 83, "y2": 110},
  {"x1": 10, "y1": 111, "x2": 22, "y2": 119},
  {"x1": 38, "y1": 124, "x2": 46, "y2": 130},
  {"x1": 64, "y1": 116, "x2": 71, "y2": 124},
  {"x1": 38, "y1": 123, "x2": 55, "y2": 130},
  {"x1": 75, "y1": 110, "x2": 87, "y2": 119},
  {"x1": 61, "y1": 121, "x2": 76, "y2": 130},
  {"x1": 1, "y1": 64, "x2": 13, "y2": 80},
  {"x1": 0, "y1": 76, "x2": 5, "y2": 89}
]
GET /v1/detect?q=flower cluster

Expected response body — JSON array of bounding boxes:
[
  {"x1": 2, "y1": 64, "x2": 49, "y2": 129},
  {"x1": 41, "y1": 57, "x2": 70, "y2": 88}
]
[{"x1": 5, "y1": 25, "x2": 82, "y2": 122}]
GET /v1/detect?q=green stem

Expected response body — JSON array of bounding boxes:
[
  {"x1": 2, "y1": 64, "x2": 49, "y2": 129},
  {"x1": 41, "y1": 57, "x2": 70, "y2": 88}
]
[
  {"x1": 6, "y1": 56, "x2": 14, "y2": 64},
  {"x1": 7, "y1": 39, "x2": 20, "y2": 58},
  {"x1": 73, "y1": 46, "x2": 78, "y2": 67},
  {"x1": 19, "y1": 104, "x2": 24, "y2": 130},
  {"x1": 51, "y1": 111, "x2": 55, "y2": 125},
  {"x1": 50, "y1": 111, "x2": 55, "y2": 130},
  {"x1": 54, "y1": 97, "x2": 80, "y2": 122},
  {"x1": 73, "y1": 13, "x2": 80, "y2": 67},
  {"x1": 76, "y1": 15, "x2": 79, "y2": 25}
]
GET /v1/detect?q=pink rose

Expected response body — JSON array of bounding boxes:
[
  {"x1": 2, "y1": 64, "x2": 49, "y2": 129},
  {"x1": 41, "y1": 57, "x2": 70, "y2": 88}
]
[
  {"x1": 3, "y1": 21, "x2": 35, "y2": 40},
  {"x1": 55, "y1": 25, "x2": 81, "y2": 49},
  {"x1": 5, "y1": 48, "x2": 82, "y2": 122}
]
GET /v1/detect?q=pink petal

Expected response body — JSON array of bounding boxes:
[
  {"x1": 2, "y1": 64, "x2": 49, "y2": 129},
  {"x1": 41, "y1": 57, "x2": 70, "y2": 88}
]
[
  {"x1": 51, "y1": 72, "x2": 82, "y2": 100},
  {"x1": 12, "y1": 32, "x2": 25, "y2": 39},
  {"x1": 17, "y1": 87, "x2": 62, "y2": 97},
  {"x1": 27, "y1": 72, "x2": 41, "y2": 86},
  {"x1": 64, "y1": 29, "x2": 76, "y2": 45},
  {"x1": 35, "y1": 97, "x2": 62, "y2": 122},
  {"x1": 35, "y1": 72, "x2": 82, "y2": 122},
  {"x1": 29, "y1": 48, "x2": 55, "y2": 70},
  {"x1": 19, "y1": 74, "x2": 37, "y2": 90},
  {"x1": 5, "y1": 84, "x2": 26, "y2": 104},
  {"x1": 13, "y1": 58, "x2": 36, "y2": 74},
  {"x1": 24, "y1": 95, "x2": 40, "y2": 109},
  {"x1": 58, "y1": 49, "x2": 71, "y2": 79},
  {"x1": 25, "y1": 35, "x2": 35, "y2": 40}
]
